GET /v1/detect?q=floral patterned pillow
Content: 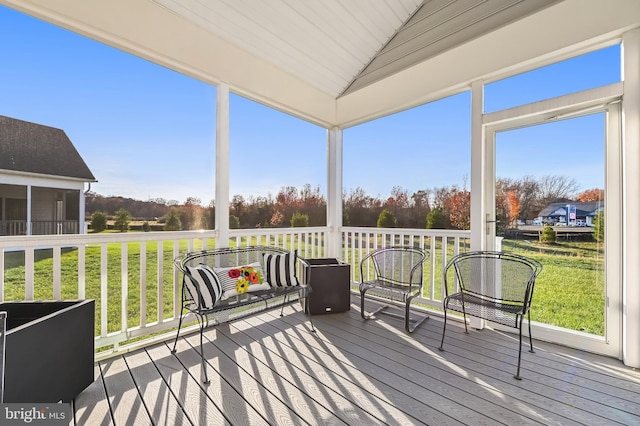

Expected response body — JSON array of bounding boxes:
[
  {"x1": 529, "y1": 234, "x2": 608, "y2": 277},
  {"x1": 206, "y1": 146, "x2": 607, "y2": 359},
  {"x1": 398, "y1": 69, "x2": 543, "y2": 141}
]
[{"x1": 214, "y1": 262, "x2": 270, "y2": 300}]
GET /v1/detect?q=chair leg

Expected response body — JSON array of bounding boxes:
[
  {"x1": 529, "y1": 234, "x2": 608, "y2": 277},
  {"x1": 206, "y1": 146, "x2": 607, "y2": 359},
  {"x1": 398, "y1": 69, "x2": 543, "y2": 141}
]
[
  {"x1": 514, "y1": 316, "x2": 525, "y2": 380},
  {"x1": 198, "y1": 316, "x2": 210, "y2": 385},
  {"x1": 360, "y1": 288, "x2": 388, "y2": 320},
  {"x1": 527, "y1": 310, "x2": 535, "y2": 353},
  {"x1": 280, "y1": 294, "x2": 288, "y2": 317},
  {"x1": 171, "y1": 307, "x2": 185, "y2": 354},
  {"x1": 404, "y1": 295, "x2": 428, "y2": 333},
  {"x1": 439, "y1": 309, "x2": 448, "y2": 351}
]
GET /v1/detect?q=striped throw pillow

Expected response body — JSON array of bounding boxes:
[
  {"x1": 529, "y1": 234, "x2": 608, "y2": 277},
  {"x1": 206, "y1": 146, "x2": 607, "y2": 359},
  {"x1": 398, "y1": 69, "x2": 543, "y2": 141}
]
[
  {"x1": 185, "y1": 264, "x2": 223, "y2": 309},
  {"x1": 263, "y1": 251, "x2": 299, "y2": 287}
]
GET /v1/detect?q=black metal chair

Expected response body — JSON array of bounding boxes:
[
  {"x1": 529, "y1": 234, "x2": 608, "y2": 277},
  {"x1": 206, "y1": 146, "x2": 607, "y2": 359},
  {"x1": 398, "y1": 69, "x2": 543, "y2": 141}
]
[
  {"x1": 359, "y1": 246, "x2": 428, "y2": 333},
  {"x1": 439, "y1": 251, "x2": 542, "y2": 379}
]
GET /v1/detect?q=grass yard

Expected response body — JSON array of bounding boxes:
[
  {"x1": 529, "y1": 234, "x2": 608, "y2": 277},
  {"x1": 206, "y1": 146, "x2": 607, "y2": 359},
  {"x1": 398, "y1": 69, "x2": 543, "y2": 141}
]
[{"x1": 502, "y1": 239, "x2": 605, "y2": 335}]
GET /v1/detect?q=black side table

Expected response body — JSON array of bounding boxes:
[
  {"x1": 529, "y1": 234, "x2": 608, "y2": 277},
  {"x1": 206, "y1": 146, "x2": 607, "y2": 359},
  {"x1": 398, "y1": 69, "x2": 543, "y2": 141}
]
[{"x1": 299, "y1": 258, "x2": 351, "y2": 314}]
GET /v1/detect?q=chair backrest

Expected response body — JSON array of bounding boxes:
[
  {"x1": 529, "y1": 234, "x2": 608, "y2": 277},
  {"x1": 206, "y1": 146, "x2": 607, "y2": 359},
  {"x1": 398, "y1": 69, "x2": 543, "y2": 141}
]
[
  {"x1": 445, "y1": 251, "x2": 542, "y2": 305},
  {"x1": 361, "y1": 246, "x2": 426, "y2": 289}
]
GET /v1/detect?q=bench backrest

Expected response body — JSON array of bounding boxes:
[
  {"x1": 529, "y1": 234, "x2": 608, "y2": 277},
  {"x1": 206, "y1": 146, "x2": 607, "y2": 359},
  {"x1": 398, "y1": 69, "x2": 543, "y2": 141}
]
[
  {"x1": 176, "y1": 246, "x2": 291, "y2": 271},
  {"x1": 446, "y1": 251, "x2": 542, "y2": 306},
  {"x1": 360, "y1": 246, "x2": 426, "y2": 291}
]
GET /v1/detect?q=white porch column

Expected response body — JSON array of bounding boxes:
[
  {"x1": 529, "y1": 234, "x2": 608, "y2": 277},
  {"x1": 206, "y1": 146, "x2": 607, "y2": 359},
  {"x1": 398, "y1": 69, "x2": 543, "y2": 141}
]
[
  {"x1": 79, "y1": 187, "x2": 86, "y2": 234},
  {"x1": 326, "y1": 127, "x2": 343, "y2": 259},
  {"x1": 469, "y1": 80, "x2": 489, "y2": 329},
  {"x1": 26, "y1": 184, "x2": 32, "y2": 236},
  {"x1": 622, "y1": 29, "x2": 640, "y2": 368},
  {"x1": 470, "y1": 80, "x2": 488, "y2": 252},
  {"x1": 215, "y1": 83, "x2": 230, "y2": 247}
]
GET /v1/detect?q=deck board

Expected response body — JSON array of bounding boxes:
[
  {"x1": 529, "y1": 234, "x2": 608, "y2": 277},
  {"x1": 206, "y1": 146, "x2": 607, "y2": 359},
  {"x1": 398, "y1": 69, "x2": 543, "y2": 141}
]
[
  {"x1": 73, "y1": 365, "x2": 113, "y2": 426},
  {"x1": 77, "y1": 296, "x2": 640, "y2": 425},
  {"x1": 123, "y1": 349, "x2": 189, "y2": 425},
  {"x1": 100, "y1": 355, "x2": 152, "y2": 425}
]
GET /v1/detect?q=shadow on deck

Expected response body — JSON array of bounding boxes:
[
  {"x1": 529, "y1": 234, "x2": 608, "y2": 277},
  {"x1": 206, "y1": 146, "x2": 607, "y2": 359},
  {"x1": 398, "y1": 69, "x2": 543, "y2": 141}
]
[{"x1": 73, "y1": 295, "x2": 640, "y2": 425}]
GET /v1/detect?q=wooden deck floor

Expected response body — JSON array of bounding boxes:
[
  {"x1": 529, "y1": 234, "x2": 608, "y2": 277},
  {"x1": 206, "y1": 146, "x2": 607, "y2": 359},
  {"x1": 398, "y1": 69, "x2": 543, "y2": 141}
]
[{"x1": 73, "y1": 297, "x2": 640, "y2": 425}]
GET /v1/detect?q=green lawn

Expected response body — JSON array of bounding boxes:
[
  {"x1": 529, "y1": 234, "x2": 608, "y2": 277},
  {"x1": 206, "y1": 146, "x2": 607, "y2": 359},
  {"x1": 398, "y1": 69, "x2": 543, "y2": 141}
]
[{"x1": 501, "y1": 239, "x2": 605, "y2": 335}]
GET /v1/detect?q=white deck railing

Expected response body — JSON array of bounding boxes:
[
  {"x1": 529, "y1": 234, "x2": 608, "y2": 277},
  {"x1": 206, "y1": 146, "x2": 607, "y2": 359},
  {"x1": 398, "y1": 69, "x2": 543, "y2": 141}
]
[{"x1": 0, "y1": 226, "x2": 470, "y2": 358}]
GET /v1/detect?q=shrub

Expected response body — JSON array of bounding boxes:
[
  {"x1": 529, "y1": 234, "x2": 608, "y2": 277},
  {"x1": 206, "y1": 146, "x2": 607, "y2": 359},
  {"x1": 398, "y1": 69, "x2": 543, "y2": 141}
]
[
  {"x1": 377, "y1": 209, "x2": 397, "y2": 228},
  {"x1": 90, "y1": 211, "x2": 107, "y2": 233},
  {"x1": 229, "y1": 214, "x2": 240, "y2": 229},
  {"x1": 540, "y1": 225, "x2": 556, "y2": 244},
  {"x1": 593, "y1": 211, "x2": 604, "y2": 242},
  {"x1": 426, "y1": 207, "x2": 448, "y2": 229},
  {"x1": 291, "y1": 212, "x2": 309, "y2": 227},
  {"x1": 163, "y1": 209, "x2": 182, "y2": 231},
  {"x1": 114, "y1": 208, "x2": 132, "y2": 232},
  {"x1": 141, "y1": 221, "x2": 151, "y2": 232}
]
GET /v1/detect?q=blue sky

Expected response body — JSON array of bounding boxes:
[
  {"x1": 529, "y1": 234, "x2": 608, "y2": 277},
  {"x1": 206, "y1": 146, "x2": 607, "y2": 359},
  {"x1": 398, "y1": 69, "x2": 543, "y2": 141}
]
[{"x1": 0, "y1": 6, "x2": 619, "y2": 205}]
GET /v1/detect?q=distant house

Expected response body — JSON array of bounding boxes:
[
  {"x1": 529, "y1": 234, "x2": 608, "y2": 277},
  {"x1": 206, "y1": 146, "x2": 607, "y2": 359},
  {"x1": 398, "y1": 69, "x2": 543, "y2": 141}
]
[
  {"x1": 0, "y1": 115, "x2": 96, "y2": 236},
  {"x1": 537, "y1": 201, "x2": 604, "y2": 226}
]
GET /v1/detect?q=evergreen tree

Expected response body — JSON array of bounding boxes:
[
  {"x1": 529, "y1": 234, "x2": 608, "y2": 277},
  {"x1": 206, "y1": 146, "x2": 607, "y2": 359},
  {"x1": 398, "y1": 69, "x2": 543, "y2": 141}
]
[
  {"x1": 291, "y1": 212, "x2": 309, "y2": 227},
  {"x1": 164, "y1": 209, "x2": 182, "y2": 231},
  {"x1": 377, "y1": 209, "x2": 397, "y2": 228},
  {"x1": 426, "y1": 207, "x2": 448, "y2": 229},
  {"x1": 90, "y1": 211, "x2": 107, "y2": 233},
  {"x1": 114, "y1": 208, "x2": 132, "y2": 232},
  {"x1": 593, "y1": 211, "x2": 604, "y2": 242},
  {"x1": 540, "y1": 225, "x2": 556, "y2": 244}
]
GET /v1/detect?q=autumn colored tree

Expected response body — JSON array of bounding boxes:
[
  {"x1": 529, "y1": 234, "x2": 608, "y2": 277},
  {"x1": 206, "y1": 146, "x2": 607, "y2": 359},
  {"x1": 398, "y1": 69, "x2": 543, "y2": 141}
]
[
  {"x1": 577, "y1": 188, "x2": 604, "y2": 202},
  {"x1": 506, "y1": 191, "x2": 521, "y2": 227},
  {"x1": 445, "y1": 190, "x2": 470, "y2": 230},
  {"x1": 181, "y1": 197, "x2": 206, "y2": 230},
  {"x1": 270, "y1": 210, "x2": 284, "y2": 227}
]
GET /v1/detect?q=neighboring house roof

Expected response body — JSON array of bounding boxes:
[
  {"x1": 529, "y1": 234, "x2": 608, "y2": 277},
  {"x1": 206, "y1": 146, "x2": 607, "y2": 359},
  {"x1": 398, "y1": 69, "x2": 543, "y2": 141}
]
[
  {"x1": 0, "y1": 115, "x2": 96, "y2": 181},
  {"x1": 538, "y1": 201, "x2": 604, "y2": 218}
]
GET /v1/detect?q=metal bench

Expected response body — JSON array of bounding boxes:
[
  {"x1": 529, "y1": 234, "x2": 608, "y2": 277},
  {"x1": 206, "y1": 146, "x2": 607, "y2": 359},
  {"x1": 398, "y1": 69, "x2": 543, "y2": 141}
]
[
  {"x1": 439, "y1": 251, "x2": 542, "y2": 379},
  {"x1": 172, "y1": 246, "x2": 314, "y2": 383},
  {"x1": 359, "y1": 246, "x2": 429, "y2": 333}
]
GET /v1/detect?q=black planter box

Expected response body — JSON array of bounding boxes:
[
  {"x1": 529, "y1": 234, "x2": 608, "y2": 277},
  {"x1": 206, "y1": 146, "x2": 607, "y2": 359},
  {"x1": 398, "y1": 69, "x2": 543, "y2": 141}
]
[
  {"x1": 0, "y1": 299, "x2": 95, "y2": 402},
  {"x1": 300, "y1": 258, "x2": 351, "y2": 314}
]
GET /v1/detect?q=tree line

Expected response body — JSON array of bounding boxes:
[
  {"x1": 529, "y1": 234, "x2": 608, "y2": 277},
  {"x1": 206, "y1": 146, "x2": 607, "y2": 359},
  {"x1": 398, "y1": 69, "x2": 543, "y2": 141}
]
[{"x1": 86, "y1": 175, "x2": 603, "y2": 232}]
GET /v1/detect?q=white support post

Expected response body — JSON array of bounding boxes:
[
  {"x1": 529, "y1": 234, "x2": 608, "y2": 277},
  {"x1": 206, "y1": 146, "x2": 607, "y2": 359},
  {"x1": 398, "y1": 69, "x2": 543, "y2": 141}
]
[
  {"x1": 26, "y1": 185, "x2": 32, "y2": 236},
  {"x1": 326, "y1": 127, "x2": 343, "y2": 259},
  {"x1": 216, "y1": 83, "x2": 230, "y2": 248},
  {"x1": 622, "y1": 29, "x2": 640, "y2": 368},
  {"x1": 470, "y1": 80, "x2": 486, "y2": 329},
  {"x1": 79, "y1": 187, "x2": 86, "y2": 234}
]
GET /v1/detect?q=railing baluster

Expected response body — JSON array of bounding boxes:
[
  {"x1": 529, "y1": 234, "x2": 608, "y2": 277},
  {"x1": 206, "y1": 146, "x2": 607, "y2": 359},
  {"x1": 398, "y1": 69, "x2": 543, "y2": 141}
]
[
  {"x1": 25, "y1": 248, "x2": 34, "y2": 301},
  {"x1": 100, "y1": 243, "x2": 108, "y2": 337},
  {"x1": 121, "y1": 242, "x2": 128, "y2": 334},
  {"x1": 78, "y1": 244, "x2": 86, "y2": 299},
  {"x1": 53, "y1": 246, "x2": 61, "y2": 300},
  {"x1": 157, "y1": 240, "x2": 164, "y2": 323},
  {"x1": 140, "y1": 242, "x2": 147, "y2": 328}
]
